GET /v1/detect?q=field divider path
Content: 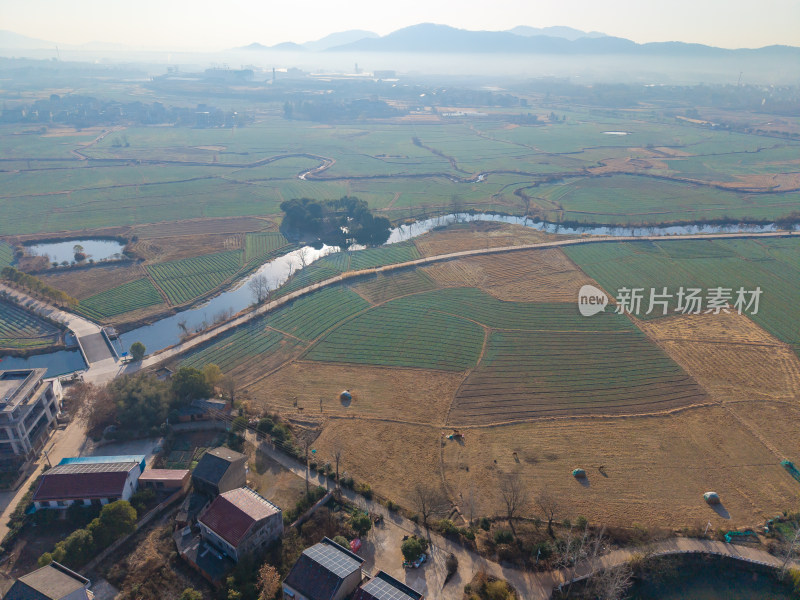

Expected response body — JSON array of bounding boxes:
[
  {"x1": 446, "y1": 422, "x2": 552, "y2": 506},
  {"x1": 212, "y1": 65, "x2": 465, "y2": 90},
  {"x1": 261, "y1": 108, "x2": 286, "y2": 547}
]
[{"x1": 60, "y1": 229, "x2": 800, "y2": 382}]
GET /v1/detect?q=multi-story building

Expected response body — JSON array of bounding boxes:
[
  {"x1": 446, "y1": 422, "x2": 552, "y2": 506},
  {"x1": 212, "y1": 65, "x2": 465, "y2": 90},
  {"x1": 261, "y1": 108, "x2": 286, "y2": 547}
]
[{"x1": 0, "y1": 368, "x2": 62, "y2": 460}]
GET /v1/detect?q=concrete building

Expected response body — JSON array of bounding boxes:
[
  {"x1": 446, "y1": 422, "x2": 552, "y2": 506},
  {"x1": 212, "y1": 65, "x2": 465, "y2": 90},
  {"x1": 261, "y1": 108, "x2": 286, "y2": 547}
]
[
  {"x1": 32, "y1": 459, "x2": 142, "y2": 510},
  {"x1": 138, "y1": 468, "x2": 191, "y2": 496},
  {"x1": 0, "y1": 369, "x2": 62, "y2": 459},
  {"x1": 4, "y1": 560, "x2": 93, "y2": 599},
  {"x1": 197, "y1": 487, "x2": 283, "y2": 562}
]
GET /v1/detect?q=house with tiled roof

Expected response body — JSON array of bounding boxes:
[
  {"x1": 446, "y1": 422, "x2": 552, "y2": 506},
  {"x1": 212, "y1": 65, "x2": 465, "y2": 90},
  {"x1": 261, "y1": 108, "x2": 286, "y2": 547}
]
[
  {"x1": 138, "y1": 468, "x2": 190, "y2": 496},
  {"x1": 197, "y1": 487, "x2": 283, "y2": 562},
  {"x1": 192, "y1": 447, "x2": 246, "y2": 497},
  {"x1": 282, "y1": 537, "x2": 365, "y2": 600},
  {"x1": 32, "y1": 460, "x2": 141, "y2": 511},
  {"x1": 4, "y1": 560, "x2": 93, "y2": 599},
  {"x1": 353, "y1": 571, "x2": 424, "y2": 600}
]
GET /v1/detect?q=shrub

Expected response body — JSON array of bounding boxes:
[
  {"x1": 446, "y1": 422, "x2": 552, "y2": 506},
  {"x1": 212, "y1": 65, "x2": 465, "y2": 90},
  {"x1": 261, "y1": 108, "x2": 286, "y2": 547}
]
[
  {"x1": 480, "y1": 517, "x2": 491, "y2": 531},
  {"x1": 340, "y1": 476, "x2": 354, "y2": 489},
  {"x1": 439, "y1": 519, "x2": 459, "y2": 535},
  {"x1": 354, "y1": 482, "x2": 372, "y2": 499},
  {"x1": 486, "y1": 579, "x2": 514, "y2": 600},
  {"x1": 575, "y1": 515, "x2": 588, "y2": 530},
  {"x1": 333, "y1": 535, "x2": 348, "y2": 548},
  {"x1": 445, "y1": 552, "x2": 459, "y2": 582},
  {"x1": 257, "y1": 417, "x2": 275, "y2": 435},
  {"x1": 350, "y1": 512, "x2": 372, "y2": 537},
  {"x1": 493, "y1": 529, "x2": 514, "y2": 545},
  {"x1": 401, "y1": 537, "x2": 428, "y2": 562}
]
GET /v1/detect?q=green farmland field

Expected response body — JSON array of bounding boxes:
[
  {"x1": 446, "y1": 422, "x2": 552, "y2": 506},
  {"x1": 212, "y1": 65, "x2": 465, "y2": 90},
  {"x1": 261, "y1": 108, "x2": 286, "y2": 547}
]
[
  {"x1": 268, "y1": 287, "x2": 369, "y2": 341},
  {"x1": 147, "y1": 251, "x2": 243, "y2": 305},
  {"x1": 244, "y1": 232, "x2": 291, "y2": 264},
  {"x1": 564, "y1": 237, "x2": 800, "y2": 351},
  {"x1": 179, "y1": 321, "x2": 304, "y2": 379},
  {"x1": 78, "y1": 278, "x2": 164, "y2": 320},
  {"x1": 451, "y1": 328, "x2": 707, "y2": 423},
  {"x1": 306, "y1": 300, "x2": 485, "y2": 371},
  {"x1": 0, "y1": 242, "x2": 12, "y2": 269},
  {"x1": 0, "y1": 300, "x2": 62, "y2": 350}
]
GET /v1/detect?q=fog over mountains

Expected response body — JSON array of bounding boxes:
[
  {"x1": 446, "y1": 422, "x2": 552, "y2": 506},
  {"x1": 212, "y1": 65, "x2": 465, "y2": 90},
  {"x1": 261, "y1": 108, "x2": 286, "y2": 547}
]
[{"x1": 5, "y1": 23, "x2": 798, "y2": 57}]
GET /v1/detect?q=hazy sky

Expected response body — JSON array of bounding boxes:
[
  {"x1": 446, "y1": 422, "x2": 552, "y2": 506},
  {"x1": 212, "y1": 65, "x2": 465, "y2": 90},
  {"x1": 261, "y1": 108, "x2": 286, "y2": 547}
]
[{"x1": 2, "y1": 0, "x2": 798, "y2": 50}]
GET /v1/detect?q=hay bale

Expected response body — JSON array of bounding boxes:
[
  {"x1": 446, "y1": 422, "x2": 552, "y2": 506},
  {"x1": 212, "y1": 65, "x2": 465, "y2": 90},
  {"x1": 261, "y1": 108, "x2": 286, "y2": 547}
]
[
  {"x1": 572, "y1": 468, "x2": 586, "y2": 478},
  {"x1": 703, "y1": 491, "x2": 721, "y2": 505}
]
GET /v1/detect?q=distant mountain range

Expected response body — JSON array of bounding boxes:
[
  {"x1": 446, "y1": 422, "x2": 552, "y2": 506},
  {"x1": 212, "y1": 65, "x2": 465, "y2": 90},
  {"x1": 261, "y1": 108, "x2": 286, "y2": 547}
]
[
  {"x1": 3, "y1": 25, "x2": 798, "y2": 58},
  {"x1": 237, "y1": 24, "x2": 799, "y2": 57}
]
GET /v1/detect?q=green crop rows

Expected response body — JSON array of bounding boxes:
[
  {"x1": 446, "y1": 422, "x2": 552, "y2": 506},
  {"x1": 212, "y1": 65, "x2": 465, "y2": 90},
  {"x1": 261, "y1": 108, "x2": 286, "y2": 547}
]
[
  {"x1": 0, "y1": 242, "x2": 13, "y2": 269},
  {"x1": 244, "y1": 232, "x2": 291, "y2": 264},
  {"x1": 147, "y1": 250, "x2": 243, "y2": 305},
  {"x1": 453, "y1": 328, "x2": 706, "y2": 422},
  {"x1": 78, "y1": 278, "x2": 164, "y2": 319},
  {"x1": 388, "y1": 287, "x2": 627, "y2": 331},
  {"x1": 0, "y1": 300, "x2": 62, "y2": 349},
  {"x1": 564, "y1": 237, "x2": 800, "y2": 352},
  {"x1": 306, "y1": 300, "x2": 485, "y2": 371},
  {"x1": 268, "y1": 287, "x2": 369, "y2": 341},
  {"x1": 352, "y1": 269, "x2": 438, "y2": 304},
  {"x1": 180, "y1": 322, "x2": 301, "y2": 375},
  {"x1": 275, "y1": 242, "x2": 422, "y2": 298}
]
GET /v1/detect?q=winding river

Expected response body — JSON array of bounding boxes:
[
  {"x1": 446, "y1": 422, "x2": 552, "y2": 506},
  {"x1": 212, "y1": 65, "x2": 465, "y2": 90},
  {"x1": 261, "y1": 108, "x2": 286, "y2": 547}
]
[{"x1": 0, "y1": 214, "x2": 781, "y2": 376}]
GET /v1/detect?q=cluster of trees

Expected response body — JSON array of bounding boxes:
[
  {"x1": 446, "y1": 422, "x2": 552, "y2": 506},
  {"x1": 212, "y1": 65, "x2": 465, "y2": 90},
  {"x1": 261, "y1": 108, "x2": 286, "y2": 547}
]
[
  {"x1": 1, "y1": 266, "x2": 77, "y2": 306},
  {"x1": 280, "y1": 196, "x2": 391, "y2": 246},
  {"x1": 77, "y1": 364, "x2": 230, "y2": 438},
  {"x1": 38, "y1": 500, "x2": 137, "y2": 569},
  {"x1": 0, "y1": 94, "x2": 251, "y2": 129}
]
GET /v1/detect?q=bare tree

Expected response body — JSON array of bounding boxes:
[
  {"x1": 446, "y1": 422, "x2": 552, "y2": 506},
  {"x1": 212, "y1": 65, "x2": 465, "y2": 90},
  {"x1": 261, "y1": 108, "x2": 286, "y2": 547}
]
[
  {"x1": 780, "y1": 523, "x2": 800, "y2": 580},
  {"x1": 589, "y1": 562, "x2": 634, "y2": 600},
  {"x1": 411, "y1": 483, "x2": 446, "y2": 528},
  {"x1": 462, "y1": 482, "x2": 479, "y2": 526},
  {"x1": 297, "y1": 246, "x2": 311, "y2": 268},
  {"x1": 536, "y1": 489, "x2": 560, "y2": 537},
  {"x1": 332, "y1": 442, "x2": 343, "y2": 492},
  {"x1": 220, "y1": 375, "x2": 237, "y2": 405},
  {"x1": 62, "y1": 381, "x2": 95, "y2": 418},
  {"x1": 249, "y1": 274, "x2": 270, "y2": 304},
  {"x1": 499, "y1": 472, "x2": 529, "y2": 534}
]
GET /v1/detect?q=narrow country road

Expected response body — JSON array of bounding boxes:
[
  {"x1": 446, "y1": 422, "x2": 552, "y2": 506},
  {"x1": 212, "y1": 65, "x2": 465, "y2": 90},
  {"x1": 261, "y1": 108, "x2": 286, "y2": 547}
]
[{"x1": 251, "y1": 433, "x2": 800, "y2": 600}]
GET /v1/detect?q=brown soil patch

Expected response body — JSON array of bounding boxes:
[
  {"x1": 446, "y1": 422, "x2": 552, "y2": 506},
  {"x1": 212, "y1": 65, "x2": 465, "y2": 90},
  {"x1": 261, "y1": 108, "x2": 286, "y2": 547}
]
[
  {"x1": 132, "y1": 216, "x2": 270, "y2": 238},
  {"x1": 351, "y1": 269, "x2": 439, "y2": 305},
  {"x1": 251, "y1": 450, "x2": 309, "y2": 509},
  {"x1": 423, "y1": 248, "x2": 597, "y2": 303},
  {"x1": 41, "y1": 126, "x2": 108, "y2": 138},
  {"x1": 723, "y1": 400, "x2": 800, "y2": 464},
  {"x1": 105, "y1": 524, "x2": 211, "y2": 599},
  {"x1": 637, "y1": 312, "x2": 800, "y2": 402},
  {"x1": 245, "y1": 361, "x2": 460, "y2": 425},
  {"x1": 38, "y1": 263, "x2": 147, "y2": 300},
  {"x1": 413, "y1": 221, "x2": 562, "y2": 257},
  {"x1": 130, "y1": 233, "x2": 243, "y2": 263},
  {"x1": 312, "y1": 419, "x2": 446, "y2": 508},
  {"x1": 442, "y1": 405, "x2": 797, "y2": 528}
]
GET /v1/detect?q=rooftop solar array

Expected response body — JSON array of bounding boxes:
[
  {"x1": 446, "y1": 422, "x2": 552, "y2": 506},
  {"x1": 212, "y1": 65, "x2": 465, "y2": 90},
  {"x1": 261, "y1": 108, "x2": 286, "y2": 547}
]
[
  {"x1": 359, "y1": 572, "x2": 423, "y2": 600},
  {"x1": 304, "y1": 542, "x2": 362, "y2": 579},
  {"x1": 47, "y1": 461, "x2": 137, "y2": 475}
]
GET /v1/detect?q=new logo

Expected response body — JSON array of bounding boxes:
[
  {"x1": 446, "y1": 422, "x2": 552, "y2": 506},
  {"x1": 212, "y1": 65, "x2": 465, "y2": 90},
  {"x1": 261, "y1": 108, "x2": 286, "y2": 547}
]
[{"x1": 578, "y1": 285, "x2": 608, "y2": 317}]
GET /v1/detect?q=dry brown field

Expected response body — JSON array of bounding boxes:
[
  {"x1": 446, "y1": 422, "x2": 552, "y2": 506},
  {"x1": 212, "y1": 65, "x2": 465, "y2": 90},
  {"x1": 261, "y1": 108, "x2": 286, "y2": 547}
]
[
  {"x1": 413, "y1": 221, "x2": 562, "y2": 257},
  {"x1": 423, "y1": 248, "x2": 596, "y2": 302},
  {"x1": 129, "y1": 232, "x2": 243, "y2": 263},
  {"x1": 37, "y1": 262, "x2": 148, "y2": 300},
  {"x1": 246, "y1": 361, "x2": 459, "y2": 425},
  {"x1": 311, "y1": 419, "x2": 447, "y2": 508},
  {"x1": 351, "y1": 270, "x2": 438, "y2": 305},
  {"x1": 637, "y1": 312, "x2": 800, "y2": 402},
  {"x1": 441, "y1": 405, "x2": 797, "y2": 528}
]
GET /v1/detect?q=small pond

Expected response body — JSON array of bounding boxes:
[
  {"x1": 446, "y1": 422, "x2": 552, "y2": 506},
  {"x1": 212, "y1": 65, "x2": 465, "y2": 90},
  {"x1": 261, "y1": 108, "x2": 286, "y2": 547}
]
[{"x1": 25, "y1": 239, "x2": 126, "y2": 264}]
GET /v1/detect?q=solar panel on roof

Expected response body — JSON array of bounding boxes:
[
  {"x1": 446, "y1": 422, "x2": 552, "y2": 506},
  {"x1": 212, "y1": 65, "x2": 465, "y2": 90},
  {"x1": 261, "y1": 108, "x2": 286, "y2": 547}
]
[
  {"x1": 362, "y1": 577, "x2": 418, "y2": 600},
  {"x1": 304, "y1": 543, "x2": 361, "y2": 579}
]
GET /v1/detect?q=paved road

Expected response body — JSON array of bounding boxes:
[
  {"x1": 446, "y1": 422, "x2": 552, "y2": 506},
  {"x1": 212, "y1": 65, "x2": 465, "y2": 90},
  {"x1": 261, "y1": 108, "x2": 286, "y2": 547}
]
[{"x1": 252, "y1": 432, "x2": 800, "y2": 599}]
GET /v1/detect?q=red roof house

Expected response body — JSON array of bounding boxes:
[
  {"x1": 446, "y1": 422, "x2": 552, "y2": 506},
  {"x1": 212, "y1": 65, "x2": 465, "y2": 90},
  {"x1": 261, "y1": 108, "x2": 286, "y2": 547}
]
[
  {"x1": 197, "y1": 487, "x2": 283, "y2": 562},
  {"x1": 32, "y1": 461, "x2": 141, "y2": 510}
]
